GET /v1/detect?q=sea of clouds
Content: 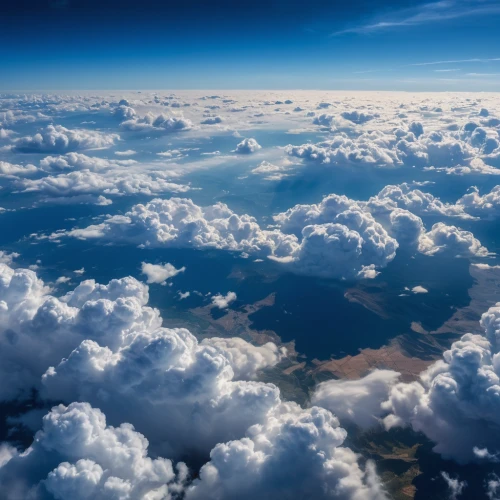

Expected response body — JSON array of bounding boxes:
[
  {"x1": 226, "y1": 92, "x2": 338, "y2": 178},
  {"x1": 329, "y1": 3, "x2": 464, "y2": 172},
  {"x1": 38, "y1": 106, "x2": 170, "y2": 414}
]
[{"x1": 2, "y1": 90, "x2": 500, "y2": 498}]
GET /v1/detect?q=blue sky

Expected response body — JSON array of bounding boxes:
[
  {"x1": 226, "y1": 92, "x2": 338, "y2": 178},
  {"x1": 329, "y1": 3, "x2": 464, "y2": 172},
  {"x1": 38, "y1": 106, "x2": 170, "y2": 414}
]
[{"x1": 1, "y1": 0, "x2": 500, "y2": 90}]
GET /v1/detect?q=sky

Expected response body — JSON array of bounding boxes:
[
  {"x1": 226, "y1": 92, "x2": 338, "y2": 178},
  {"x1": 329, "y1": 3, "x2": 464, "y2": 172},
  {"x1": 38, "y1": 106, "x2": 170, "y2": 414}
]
[{"x1": 1, "y1": 0, "x2": 500, "y2": 91}]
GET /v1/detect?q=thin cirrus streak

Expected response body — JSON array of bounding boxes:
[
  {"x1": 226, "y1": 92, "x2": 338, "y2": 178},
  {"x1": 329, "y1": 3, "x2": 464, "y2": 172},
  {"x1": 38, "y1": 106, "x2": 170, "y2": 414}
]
[{"x1": 331, "y1": 0, "x2": 500, "y2": 36}]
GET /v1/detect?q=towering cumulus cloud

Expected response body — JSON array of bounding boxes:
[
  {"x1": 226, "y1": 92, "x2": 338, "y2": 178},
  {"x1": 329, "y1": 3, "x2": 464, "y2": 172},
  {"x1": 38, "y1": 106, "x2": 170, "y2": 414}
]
[
  {"x1": 41, "y1": 325, "x2": 283, "y2": 459},
  {"x1": 0, "y1": 263, "x2": 386, "y2": 499},
  {"x1": 382, "y1": 303, "x2": 500, "y2": 463},
  {"x1": 0, "y1": 402, "x2": 188, "y2": 500},
  {"x1": 186, "y1": 404, "x2": 387, "y2": 500},
  {"x1": 273, "y1": 194, "x2": 399, "y2": 278},
  {"x1": 0, "y1": 401, "x2": 387, "y2": 500},
  {"x1": 0, "y1": 263, "x2": 160, "y2": 400},
  {"x1": 417, "y1": 222, "x2": 490, "y2": 257}
]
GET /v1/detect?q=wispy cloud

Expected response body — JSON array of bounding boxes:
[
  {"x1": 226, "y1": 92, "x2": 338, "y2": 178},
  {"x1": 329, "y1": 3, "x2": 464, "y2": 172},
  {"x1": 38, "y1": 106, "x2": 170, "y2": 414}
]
[
  {"x1": 352, "y1": 58, "x2": 500, "y2": 75},
  {"x1": 465, "y1": 72, "x2": 500, "y2": 76},
  {"x1": 332, "y1": 0, "x2": 500, "y2": 36},
  {"x1": 408, "y1": 57, "x2": 500, "y2": 67}
]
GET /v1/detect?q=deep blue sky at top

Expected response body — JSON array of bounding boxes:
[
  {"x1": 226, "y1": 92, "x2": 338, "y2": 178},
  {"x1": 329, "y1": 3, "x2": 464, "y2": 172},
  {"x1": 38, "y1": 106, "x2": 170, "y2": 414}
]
[{"x1": 1, "y1": 0, "x2": 499, "y2": 91}]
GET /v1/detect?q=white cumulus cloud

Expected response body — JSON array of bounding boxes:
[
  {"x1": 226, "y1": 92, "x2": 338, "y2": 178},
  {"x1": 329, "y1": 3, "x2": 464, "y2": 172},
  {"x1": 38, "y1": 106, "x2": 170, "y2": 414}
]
[
  {"x1": 312, "y1": 370, "x2": 400, "y2": 429},
  {"x1": 234, "y1": 138, "x2": 262, "y2": 154},
  {"x1": 141, "y1": 262, "x2": 185, "y2": 285},
  {"x1": 382, "y1": 302, "x2": 500, "y2": 463},
  {"x1": 211, "y1": 291, "x2": 237, "y2": 309},
  {"x1": 0, "y1": 402, "x2": 187, "y2": 500},
  {"x1": 13, "y1": 125, "x2": 119, "y2": 153}
]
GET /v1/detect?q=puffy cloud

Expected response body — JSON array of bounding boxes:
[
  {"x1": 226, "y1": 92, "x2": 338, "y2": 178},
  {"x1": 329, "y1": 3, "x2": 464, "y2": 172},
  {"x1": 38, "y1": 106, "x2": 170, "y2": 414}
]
[
  {"x1": 312, "y1": 370, "x2": 400, "y2": 429},
  {"x1": 41, "y1": 325, "x2": 282, "y2": 458},
  {"x1": 382, "y1": 303, "x2": 500, "y2": 463},
  {"x1": 417, "y1": 222, "x2": 490, "y2": 257},
  {"x1": 401, "y1": 130, "x2": 478, "y2": 169},
  {"x1": 120, "y1": 113, "x2": 192, "y2": 133},
  {"x1": 409, "y1": 121, "x2": 424, "y2": 138},
  {"x1": 50, "y1": 195, "x2": 401, "y2": 279},
  {"x1": 0, "y1": 160, "x2": 37, "y2": 177},
  {"x1": 284, "y1": 109, "x2": 500, "y2": 172},
  {"x1": 141, "y1": 262, "x2": 185, "y2": 284},
  {"x1": 3, "y1": 151, "x2": 189, "y2": 205},
  {"x1": 0, "y1": 128, "x2": 15, "y2": 140},
  {"x1": 201, "y1": 116, "x2": 223, "y2": 125},
  {"x1": 0, "y1": 263, "x2": 373, "y2": 500},
  {"x1": 0, "y1": 262, "x2": 287, "y2": 460},
  {"x1": 329, "y1": 191, "x2": 425, "y2": 247},
  {"x1": 113, "y1": 105, "x2": 137, "y2": 121},
  {"x1": 0, "y1": 263, "x2": 159, "y2": 401},
  {"x1": 286, "y1": 135, "x2": 399, "y2": 168},
  {"x1": 274, "y1": 194, "x2": 399, "y2": 279},
  {"x1": 430, "y1": 157, "x2": 500, "y2": 176},
  {"x1": 16, "y1": 170, "x2": 190, "y2": 201},
  {"x1": 274, "y1": 193, "x2": 383, "y2": 235},
  {"x1": 17, "y1": 171, "x2": 117, "y2": 196},
  {"x1": 234, "y1": 138, "x2": 262, "y2": 154},
  {"x1": 386, "y1": 208, "x2": 425, "y2": 246},
  {"x1": 411, "y1": 286, "x2": 428, "y2": 294},
  {"x1": 288, "y1": 222, "x2": 397, "y2": 280},
  {"x1": 313, "y1": 114, "x2": 336, "y2": 128},
  {"x1": 39, "y1": 152, "x2": 135, "y2": 173},
  {"x1": 272, "y1": 187, "x2": 489, "y2": 274},
  {"x1": 53, "y1": 197, "x2": 298, "y2": 259},
  {"x1": 457, "y1": 186, "x2": 500, "y2": 219},
  {"x1": 0, "y1": 260, "x2": 388, "y2": 500},
  {"x1": 13, "y1": 125, "x2": 119, "y2": 153},
  {"x1": 55, "y1": 276, "x2": 71, "y2": 285},
  {"x1": 250, "y1": 161, "x2": 293, "y2": 181},
  {"x1": 0, "y1": 251, "x2": 19, "y2": 265},
  {"x1": 341, "y1": 110, "x2": 377, "y2": 124},
  {"x1": 55, "y1": 183, "x2": 490, "y2": 279},
  {"x1": 0, "y1": 109, "x2": 47, "y2": 127},
  {"x1": 473, "y1": 263, "x2": 500, "y2": 270},
  {"x1": 1, "y1": 399, "x2": 386, "y2": 500},
  {"x1": 0, "y1": 402, "x2": 187, "y2": 500},
  {"x1": 186, "y1": 403, "x2": 388, "y2": 500},
  {"x1": 199, "y1": 337, "x2": 284, "y2": 380},
  {"x1": 369, "y1": 183, "x2": 471, "y2": 219},
  {"x1": 211, "y1": 291, "x2": 237, "y2": 309}
]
